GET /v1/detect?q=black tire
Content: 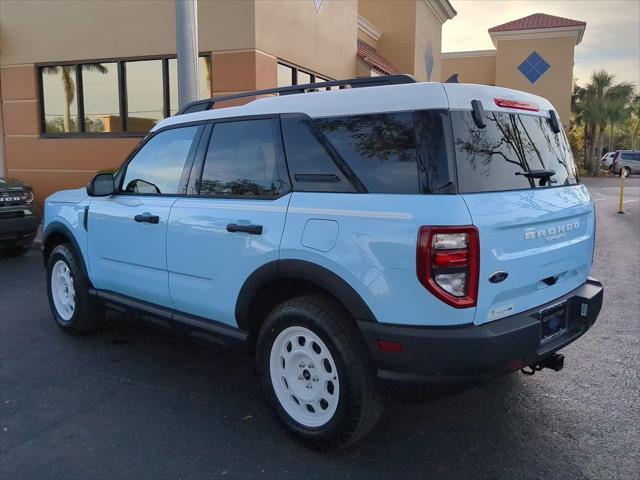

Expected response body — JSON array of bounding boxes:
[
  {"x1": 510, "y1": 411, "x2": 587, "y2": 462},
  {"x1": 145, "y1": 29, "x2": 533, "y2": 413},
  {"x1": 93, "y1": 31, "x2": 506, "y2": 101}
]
[
  {"x1": 46, "y1": 243, "x2": 103, "y2": 334},
  {"x1": 621, "y1": 167, "x2": 631, "y2": 177},
  {"x1": 256, "y1": 294, "x2": 382, "y2": 449}
]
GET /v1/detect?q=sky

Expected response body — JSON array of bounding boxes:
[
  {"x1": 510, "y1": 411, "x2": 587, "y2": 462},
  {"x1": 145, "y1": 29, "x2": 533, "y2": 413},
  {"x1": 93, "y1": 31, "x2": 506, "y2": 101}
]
[{"x1": 442, "y1": 0, "x2": 640, "y2": 88}]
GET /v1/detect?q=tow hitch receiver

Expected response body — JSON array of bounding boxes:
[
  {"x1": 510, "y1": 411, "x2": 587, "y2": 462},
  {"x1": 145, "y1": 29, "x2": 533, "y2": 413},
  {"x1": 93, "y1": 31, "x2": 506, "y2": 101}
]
[{"x1": 521, "y1": 353, "x2": 565, "y2": 375}]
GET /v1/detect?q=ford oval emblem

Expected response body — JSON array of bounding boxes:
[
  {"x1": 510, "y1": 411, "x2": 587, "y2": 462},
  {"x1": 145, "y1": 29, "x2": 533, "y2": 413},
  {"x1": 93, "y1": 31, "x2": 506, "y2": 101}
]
[{"x1": 489, "y1": 271, "x2": 508, "y2": 283}]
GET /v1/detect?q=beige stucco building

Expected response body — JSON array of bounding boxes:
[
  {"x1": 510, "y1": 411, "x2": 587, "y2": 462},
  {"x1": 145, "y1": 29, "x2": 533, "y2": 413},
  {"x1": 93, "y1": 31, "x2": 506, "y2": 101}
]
[
  {"x1": 442, "y1": 13, "x2": 586, "y2": 125},
  {"x1": 0, "y1": 3, "x2": 584, "y2": 204}
]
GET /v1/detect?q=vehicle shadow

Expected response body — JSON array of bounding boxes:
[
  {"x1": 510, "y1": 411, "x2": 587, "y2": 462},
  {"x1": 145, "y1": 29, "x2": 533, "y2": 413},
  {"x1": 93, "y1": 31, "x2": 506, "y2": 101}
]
[{"x1": 94, "y1": 312, "x2": 564, "y2": 479}]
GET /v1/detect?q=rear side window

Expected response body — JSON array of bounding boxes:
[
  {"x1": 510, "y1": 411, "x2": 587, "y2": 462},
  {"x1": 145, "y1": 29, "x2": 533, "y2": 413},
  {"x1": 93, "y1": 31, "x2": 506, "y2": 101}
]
[
  {"x1": 199, "y1": 119, "x2": 285, "y2": 197},
  {"x1": 451, "y1": 110, "x2": 578, "y2": 193},
  {"x1": 281, "y1": 114, "x2": 356, "y2": 193},
  {"x1": 415, "y1": 111, "x2": 454, "y2": 193},
  {"x1": 621, "y1": 152, "x2": 640, "y2": 161},
  {"x1": 314, "y1": 112, "x2": 419, "y2": 193}
]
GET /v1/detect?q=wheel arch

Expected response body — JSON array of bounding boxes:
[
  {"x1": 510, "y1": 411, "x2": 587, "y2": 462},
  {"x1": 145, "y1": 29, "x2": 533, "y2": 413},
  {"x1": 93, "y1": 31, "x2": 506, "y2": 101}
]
[
  {"x1": 43, "y1": 222, "x2": 89, "y2": 280},
  {"x1": 235, "y1": 260, "x2": 377, "y2": 334}
]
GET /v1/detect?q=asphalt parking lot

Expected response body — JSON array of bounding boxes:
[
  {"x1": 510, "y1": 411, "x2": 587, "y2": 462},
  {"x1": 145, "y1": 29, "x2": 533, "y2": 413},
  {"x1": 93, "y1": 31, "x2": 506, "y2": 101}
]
[{"x1": 1, "y1": 177, "x2": 639, "y2": 480}]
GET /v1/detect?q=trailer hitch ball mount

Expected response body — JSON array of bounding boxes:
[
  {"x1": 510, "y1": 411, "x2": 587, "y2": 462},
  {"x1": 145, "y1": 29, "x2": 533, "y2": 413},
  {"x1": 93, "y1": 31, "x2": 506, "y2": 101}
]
[{"x1": 521, "y1": 353, "x2": 565, "y2": 376}]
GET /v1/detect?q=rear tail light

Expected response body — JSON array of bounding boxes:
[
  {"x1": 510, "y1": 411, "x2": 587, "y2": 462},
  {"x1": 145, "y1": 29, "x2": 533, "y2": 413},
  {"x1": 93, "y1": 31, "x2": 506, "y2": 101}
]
[{"x1": 416, "y1": 226, "x2": 479, "y2": 308}]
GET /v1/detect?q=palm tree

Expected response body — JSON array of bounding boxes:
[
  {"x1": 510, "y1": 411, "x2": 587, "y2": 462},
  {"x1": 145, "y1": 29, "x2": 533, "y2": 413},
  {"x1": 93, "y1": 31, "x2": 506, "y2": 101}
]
[
  {"x1": 629, "y1": 95, "x2": 640, "y2": 150},
  {"x1": 43, "y1": 63, "x2": 108, "y2": 132},
  {"x1": 572, "y1": 71, "x2": 636, "y2": 175},
  {"x1": 605, "y1": 82, "x2": 635, "y2": 151}
]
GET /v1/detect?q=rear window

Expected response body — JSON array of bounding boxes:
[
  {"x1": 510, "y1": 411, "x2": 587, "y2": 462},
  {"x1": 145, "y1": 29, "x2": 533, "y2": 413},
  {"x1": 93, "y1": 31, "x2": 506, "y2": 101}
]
[
  {"x1": 451, "y1": 110, "x2": 578, "y2": 193},
  {"x1": 313, "y1": 111, "x2": 450, "y2": 194}
]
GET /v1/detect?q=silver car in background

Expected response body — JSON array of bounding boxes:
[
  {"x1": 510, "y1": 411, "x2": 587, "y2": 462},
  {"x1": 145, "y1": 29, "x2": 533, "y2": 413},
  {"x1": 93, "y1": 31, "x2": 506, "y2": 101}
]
[{"x1": 612, "y1": 150, "x2": 640, "y2": 177}]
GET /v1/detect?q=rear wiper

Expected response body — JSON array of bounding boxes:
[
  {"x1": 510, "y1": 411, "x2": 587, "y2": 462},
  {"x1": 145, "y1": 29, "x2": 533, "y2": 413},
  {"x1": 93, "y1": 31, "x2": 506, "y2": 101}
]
[{"x1": 515, "y1": 169, "x2": 556, "y2": 186}]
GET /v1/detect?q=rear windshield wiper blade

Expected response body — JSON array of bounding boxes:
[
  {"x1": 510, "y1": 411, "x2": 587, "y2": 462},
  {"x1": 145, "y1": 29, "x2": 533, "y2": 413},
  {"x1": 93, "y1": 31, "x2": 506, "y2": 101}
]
[
  {"x1": 516, "y1": 169, "x2": 556, "y2": 186},
  {"x1": 515, "y1": 169, "x2": 556, "y2": 179}
]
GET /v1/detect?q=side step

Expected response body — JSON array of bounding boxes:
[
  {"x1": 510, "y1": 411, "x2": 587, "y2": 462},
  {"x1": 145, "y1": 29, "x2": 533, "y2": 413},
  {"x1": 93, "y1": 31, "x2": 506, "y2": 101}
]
[{"x1": 89, "y1": 289, "x2": 250, "y2": 353}]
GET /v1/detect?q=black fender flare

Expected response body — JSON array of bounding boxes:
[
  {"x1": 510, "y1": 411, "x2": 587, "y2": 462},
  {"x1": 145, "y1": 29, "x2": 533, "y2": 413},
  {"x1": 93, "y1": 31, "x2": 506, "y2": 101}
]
[
  {"x1": 235, "y1": 259, "x2": 378, "y2": 330},
  {"x1": 42, "y1": 222, "x2": 90, "y2": 280}
]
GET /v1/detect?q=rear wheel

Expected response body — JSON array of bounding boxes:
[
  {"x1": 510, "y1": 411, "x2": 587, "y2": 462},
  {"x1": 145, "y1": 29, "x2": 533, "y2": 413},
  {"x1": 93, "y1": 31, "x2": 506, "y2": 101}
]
[
  {"x1": 256, "y1": 295, "x2": 382, "y2": 449},
  {"x1": 621, "y1": 167, "x2": 631, "y2": 177},
  {"x1": 46, "y1": 244, "x2": 102, "y2": 333}
]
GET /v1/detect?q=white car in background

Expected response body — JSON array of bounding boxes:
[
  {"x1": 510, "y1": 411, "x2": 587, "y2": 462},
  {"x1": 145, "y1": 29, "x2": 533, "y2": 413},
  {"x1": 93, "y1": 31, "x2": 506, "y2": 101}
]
[{"x1": 601, "y1": 152, "x2": 615, "y2": 170}]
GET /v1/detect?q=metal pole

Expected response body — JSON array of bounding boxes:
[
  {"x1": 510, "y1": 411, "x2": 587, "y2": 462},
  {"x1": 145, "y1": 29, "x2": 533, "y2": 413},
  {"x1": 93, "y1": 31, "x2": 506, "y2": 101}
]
[
  {"x1": 617, "y1": 170, "x2": 625, "y2": 214},
  {"x1": 175, "y1": 0, "x2": 199, "y2": 110}
]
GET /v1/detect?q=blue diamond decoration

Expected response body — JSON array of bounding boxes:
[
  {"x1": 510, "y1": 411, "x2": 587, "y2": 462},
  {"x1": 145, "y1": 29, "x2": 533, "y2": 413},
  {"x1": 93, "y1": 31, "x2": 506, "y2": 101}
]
[
  {"x1": 425, "y1": 40, "x2": 434, "y2": 81},
  {"x1": 518, "y1": 51, "x2": 550, "y2": 84}
]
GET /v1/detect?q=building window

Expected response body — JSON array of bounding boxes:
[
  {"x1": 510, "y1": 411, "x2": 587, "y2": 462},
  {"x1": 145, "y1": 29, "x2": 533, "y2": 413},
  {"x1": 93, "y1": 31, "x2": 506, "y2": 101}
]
[
  {"x1": 125, "y1": 60, "x2": 164, "y2": 133},
  {"x1": 82, "y1": 62, "x2": 121, "y2": 133},
  {"x1": 277, "y1": 64, "x2": 294, "y2": 87},
  {"x1": 39, "y1": 55, "x2": 212, "y2": 136},
  {"x1": 169, "y1": 57, "x2": 211, "y2": 116},
  {"x1": 41, "y1": 65, "x2": 80, "y2": 133},
  {"x1": 276, "y1": 62, "x2": 330, "y2": 88}
]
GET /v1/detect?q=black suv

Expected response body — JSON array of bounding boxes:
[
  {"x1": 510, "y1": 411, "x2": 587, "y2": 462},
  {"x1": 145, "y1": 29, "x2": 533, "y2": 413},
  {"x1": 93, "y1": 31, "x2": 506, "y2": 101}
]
[{"x1": 0, "y1": 177, "x2": 40, "y2": 256}]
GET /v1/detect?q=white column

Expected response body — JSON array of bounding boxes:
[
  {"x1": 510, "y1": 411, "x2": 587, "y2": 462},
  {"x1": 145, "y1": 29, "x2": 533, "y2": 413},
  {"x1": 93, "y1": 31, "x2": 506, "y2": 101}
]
[{"x1": 175, "y1": 0, "x2": 199, "y2": 109}]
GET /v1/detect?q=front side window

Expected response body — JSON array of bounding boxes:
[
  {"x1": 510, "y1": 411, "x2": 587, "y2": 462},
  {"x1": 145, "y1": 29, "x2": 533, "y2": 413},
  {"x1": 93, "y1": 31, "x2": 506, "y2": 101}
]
[
  {"x1": 122, "y1": 126, "x2": 199, "y2": 194},
  {"x1": 451, "y1": 110, "x2": 578, "y2": 193},
  {"x1": 314, "y1": 112, "x2": 419, "y2": 193},
  {"x1": 199, "y1": 119, "x2": 284, "y2": 197}
]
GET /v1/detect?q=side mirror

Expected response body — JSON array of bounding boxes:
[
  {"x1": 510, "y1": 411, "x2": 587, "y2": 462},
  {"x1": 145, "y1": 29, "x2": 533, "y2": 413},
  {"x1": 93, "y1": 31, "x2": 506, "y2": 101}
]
[{"x1": 86, "y1": 173, "x2": 115, "y2": 197}]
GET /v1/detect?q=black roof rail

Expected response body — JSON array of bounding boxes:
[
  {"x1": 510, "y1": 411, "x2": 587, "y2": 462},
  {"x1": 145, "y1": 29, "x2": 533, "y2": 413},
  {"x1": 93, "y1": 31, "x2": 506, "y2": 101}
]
[{"x1": 176, "y1": 74, "x2": 416, "y2": 115}]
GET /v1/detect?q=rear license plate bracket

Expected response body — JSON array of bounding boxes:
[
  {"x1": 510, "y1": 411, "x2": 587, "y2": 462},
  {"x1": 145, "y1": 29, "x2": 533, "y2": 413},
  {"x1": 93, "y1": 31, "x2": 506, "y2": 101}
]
[{"x1": 539, "y1": 302, "x2": 568, "y2": 343}]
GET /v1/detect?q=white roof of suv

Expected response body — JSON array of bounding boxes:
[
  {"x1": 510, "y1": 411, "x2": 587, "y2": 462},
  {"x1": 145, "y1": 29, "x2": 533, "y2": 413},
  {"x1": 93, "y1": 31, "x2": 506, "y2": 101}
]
[{"x1": 153, "y1": 82, "x2": 556, "y2": 132}]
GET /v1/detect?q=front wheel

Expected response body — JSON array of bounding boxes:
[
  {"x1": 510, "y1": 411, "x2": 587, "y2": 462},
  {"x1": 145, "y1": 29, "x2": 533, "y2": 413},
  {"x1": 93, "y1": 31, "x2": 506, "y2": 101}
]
[
  {"x1": 46, "y1": 244, "x2": 102, "y2": 334},
  {"x1": 621, "y1": 167, "x2": 631, "y2": 177},
  {"x1": 256, "y1": 295, "x2": 382, "y2": 449}
]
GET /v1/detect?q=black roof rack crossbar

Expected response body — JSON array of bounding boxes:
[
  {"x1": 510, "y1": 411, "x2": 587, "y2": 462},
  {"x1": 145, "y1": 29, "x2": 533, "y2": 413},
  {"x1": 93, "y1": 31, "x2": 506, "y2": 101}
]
[{"x1": 176, "y1": 74, "x2": 416, "y2": 115}]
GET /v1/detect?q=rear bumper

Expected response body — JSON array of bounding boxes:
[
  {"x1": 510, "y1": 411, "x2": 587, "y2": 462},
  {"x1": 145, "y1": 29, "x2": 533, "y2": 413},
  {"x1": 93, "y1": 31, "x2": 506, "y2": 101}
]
[
  {"x1": 358, "y1": 278, "x2": 603, "y2": 383},
  {"x1": 0, "y1": 207, "x2": 40, "y2": 247}
]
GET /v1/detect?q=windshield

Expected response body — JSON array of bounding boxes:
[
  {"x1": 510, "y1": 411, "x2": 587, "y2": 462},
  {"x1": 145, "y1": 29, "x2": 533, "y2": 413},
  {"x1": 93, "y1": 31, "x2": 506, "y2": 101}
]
[{"x1": 451, "y1": 110, "x2": 578, "y2": 193}]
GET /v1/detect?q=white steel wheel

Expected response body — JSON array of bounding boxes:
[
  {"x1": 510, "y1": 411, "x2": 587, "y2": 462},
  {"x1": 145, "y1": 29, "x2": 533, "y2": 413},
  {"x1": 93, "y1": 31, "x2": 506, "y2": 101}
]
[
  {"x1": 269, "y1": 326, "x2": 340, "y2": 428},
  {"x1": 51, "y1": 259, "x2": 76, "y2": 322}
]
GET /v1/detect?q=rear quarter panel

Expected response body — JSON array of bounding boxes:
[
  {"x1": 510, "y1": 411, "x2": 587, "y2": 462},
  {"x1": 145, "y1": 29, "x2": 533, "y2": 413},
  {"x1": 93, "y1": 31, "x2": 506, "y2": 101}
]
[{"x1": 281, "y1": 192, "x2": 476, "y2": 326}]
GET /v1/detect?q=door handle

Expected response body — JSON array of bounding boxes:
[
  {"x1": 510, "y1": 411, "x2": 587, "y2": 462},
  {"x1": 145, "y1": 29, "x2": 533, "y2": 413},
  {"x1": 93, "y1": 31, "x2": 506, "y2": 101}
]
[
  {"x1": 134, "y1": 212, "x2": 160, "y2": 224},
  {"x1": 226, "y1": 223, "x2": 263, "y2": 235}
]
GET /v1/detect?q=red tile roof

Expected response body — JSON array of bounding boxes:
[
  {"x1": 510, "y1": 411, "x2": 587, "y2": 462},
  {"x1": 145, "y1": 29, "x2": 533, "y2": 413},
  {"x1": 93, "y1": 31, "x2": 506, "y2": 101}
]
[
  {"x1": 489, "y1": 13, "x2": 586, "y2": 33},
  {"x1": 357, "y1": 39, "x2": 400, "y2": 75}
]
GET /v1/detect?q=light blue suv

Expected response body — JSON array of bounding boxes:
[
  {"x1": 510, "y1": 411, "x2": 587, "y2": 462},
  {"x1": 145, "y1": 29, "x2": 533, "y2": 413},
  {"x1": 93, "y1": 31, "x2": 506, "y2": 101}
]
[{"x1": 43, "y1": 76, "x2": 603, "y2": 448}]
